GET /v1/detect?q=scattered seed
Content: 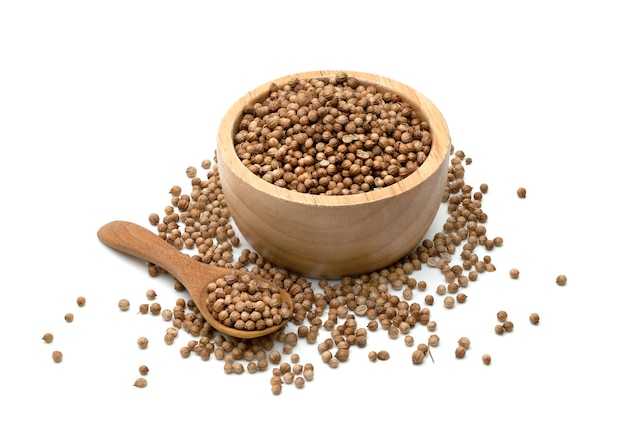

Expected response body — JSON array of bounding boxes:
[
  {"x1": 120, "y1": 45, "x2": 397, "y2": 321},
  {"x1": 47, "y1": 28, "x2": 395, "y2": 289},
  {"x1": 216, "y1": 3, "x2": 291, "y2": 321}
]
[
  {"x1": 556, "y1": 274, "x2": 567, "y2": 286},
  {"x1": 455, "y1": 346, "x2": 466, "y2": 359},
  {"x1": 482, "y1": 354, "x2": 492, "y2": 365},
  {"x1": 458, "y1": 337, "x2": 471, "y2": 349},
  {"x1": 509, "y1": 268, "x2": 520, "y2": 279},
  {"x1": 529, "y1": 312, "x2": 540, "y2": 324},
  {"x1": 42, "y1": 333, "x2": 54, "y2": 343},
  {"x1": 137, "y1": 337, "x2": 149, "y2": 349},
  {"x1": 118, "y1": 299, "x2": 130, "y2": 311},
  {"x1": 517, "y1": 187, "x2": 527, "y2": 198},
  {"x1": 134, "y1": 378, "x2": 148, "y2": 388},
  {"x1": 497, "y1": 310, "x2": 508, "y2": 322},
  {"x1": 376, "y1": 350, "x2": 390, "y2": 361},
  {"x1": 64, "y1": 313, "x2": 74, "y2": 323},
  {"x1": 76, "y1": 296, "x2": 86, "y2": 307},
  {"x1": 52, "y1": 351, "x2": 63, "y2": 363},
  {"x1": 139, "y1": 365, "x2": 149, "y2": 375}
]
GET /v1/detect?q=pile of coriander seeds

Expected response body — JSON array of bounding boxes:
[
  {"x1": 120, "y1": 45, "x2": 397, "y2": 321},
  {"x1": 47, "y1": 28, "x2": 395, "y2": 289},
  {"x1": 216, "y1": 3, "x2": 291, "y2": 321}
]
[
  {"x1": 42, "y1": 74, "x2": 564, "y2": 393},
  {"x1": 126, "y1": 141, "x2": 528, "y2": 394}
]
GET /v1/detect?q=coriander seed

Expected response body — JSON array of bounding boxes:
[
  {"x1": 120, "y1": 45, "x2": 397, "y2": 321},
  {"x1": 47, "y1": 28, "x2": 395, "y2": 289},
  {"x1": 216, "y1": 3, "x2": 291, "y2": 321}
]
[
  {"x1": 149, "y1": 302, "x2": 161, "y2": 315},
  {"x1": 509, "y1": 268, "x2": 520, "y2": 279},
  {"x1": 137, "y1": 337, "x2": 149, "y2": 349},
  {"x1": 556, "y1": 274, "x2": 567, "y2": 286},
  {"x1": 377, "y1": 350, "x2": 390, "y2": 361},
  {"x1": 52, "y1": 350, "x2": 63, "y2": 363},
  {"x1": 42, "y1": 333, "x2": 54, "y2": 343},
  {"x1": 458, "y1": 337, "x2": 471, "y2": 349},
  {"x1": 133, "y1": 378, "x2": 148, "y2": 388},
  {"x1": 146, "y1": 289, "x2": 158, "y2": 300},
  {"x1": 517, "y1": 187, "x2": 527, "y2": 198},
  {"x1": 443, "y1": 296, "x2": 455, "y2": 309},
  {"x1": 455, "y1": 346, "x2": 466, "y2": 359},
  {"x1": 529, "y1": 312, "x2": 540, "y2": 324},
  {"x1": 139, "y1": 365, "x2": 149, "y2": 375},
  {"x1": 482, "y1": 354, "x2": 492, "y2": 365},
  {"x1": 503, "y1": 320, "x2": 514, "y2": 332},
  {"x1": 428, "y1": 334, "x2": 440, "y2": 347},
  {"x1": 411, "y1": 350, "x2": 425, "y2": 365},
  {"x1": 64, "y1": 313, "x2": 74, "y2": 323},
  {"x1": 294, "y1": 377, "x2": 305, "y2": 389},
  {"x1": 76, "y1": 296, "x2": 86, "y2": 307},
  {"x1": 497, "y1": 310, "x2": 508, "y2": 322},
  {"x1": 494, "y1": 324, "x2": 504, "y2": 335},
  {"x1": 118, "y1": 299, "x2": 130, "y2": 311}
]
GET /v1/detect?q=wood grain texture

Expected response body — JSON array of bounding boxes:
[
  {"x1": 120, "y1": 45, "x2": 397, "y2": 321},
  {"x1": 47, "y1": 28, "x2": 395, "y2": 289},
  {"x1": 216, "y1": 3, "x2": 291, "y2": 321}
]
[
  {"x1": 217, "y1": 71, "x2": 451, "y2": 279},
  {"x1": 97, "y1": 220, "x2": 292, "y2": 339}
]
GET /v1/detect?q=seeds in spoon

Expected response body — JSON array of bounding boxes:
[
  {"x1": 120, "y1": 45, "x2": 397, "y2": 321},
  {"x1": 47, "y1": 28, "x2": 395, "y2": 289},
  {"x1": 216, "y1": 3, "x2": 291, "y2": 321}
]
[{"x1": 205, "y1": 271, "x2": 289, "y2": 331}]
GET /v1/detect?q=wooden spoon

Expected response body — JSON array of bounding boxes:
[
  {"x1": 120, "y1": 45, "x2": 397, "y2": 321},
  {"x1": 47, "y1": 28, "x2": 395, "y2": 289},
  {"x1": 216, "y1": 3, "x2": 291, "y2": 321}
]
[{"x1": 97, "y1": 220, "x2": 293, "y2": 339}]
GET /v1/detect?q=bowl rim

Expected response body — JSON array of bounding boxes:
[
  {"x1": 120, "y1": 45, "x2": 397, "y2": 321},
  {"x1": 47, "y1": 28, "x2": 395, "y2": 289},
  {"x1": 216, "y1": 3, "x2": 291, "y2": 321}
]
[{"x1": 217, "y1": 70, "x2": 451, "y2": 207}]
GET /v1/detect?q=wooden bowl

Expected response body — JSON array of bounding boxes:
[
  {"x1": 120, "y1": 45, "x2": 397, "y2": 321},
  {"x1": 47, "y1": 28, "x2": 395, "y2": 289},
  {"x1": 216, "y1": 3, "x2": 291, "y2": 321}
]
[{"x1": 216, "y1": 71, "x2": 450, "y2": 279}]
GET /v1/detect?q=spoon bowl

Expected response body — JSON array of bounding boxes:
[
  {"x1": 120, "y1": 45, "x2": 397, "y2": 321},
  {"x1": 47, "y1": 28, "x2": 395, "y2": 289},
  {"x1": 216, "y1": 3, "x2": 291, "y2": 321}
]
[{"x1": 97, "y1": 220, "x2": 293, "y2": 339}]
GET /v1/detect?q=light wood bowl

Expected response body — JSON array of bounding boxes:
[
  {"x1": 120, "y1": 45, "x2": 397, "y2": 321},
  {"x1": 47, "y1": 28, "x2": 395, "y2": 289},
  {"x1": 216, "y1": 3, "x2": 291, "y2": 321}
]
[{"x1": 216, "y1": 71, "x2": 450, "y2": 279}]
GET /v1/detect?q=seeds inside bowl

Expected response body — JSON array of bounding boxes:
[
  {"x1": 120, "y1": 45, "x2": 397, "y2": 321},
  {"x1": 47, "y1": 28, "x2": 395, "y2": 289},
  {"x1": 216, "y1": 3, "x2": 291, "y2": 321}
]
[{"x1": 233, "y1": 72, "x2": 432, "y2": 196}]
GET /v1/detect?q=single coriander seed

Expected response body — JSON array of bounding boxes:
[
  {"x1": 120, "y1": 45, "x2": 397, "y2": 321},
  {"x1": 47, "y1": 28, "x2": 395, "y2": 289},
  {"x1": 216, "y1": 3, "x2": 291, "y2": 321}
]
[
  {"x1": 517, "y1": 187, "x2": 527, "y2": 198},
  {"x1": 497, "y1": 310, "x2": 508, "y2": 322},
  {"x1": 428, "y1": 334, "x2": 440, "y2": 347},
  {"x1": 294, "y1": 377, "x2": 305, "y2": 389},
  {"x1": 377, "y1": 350, "x2": 390, "y2": 361},
  {"x1": 482, "y1": 354, "x2": 492, "y2": 365},
  {"x1": 149, "y1": 302, "x2": 161, "y2": 315},
  {"x1": 64, "y1": 313, "x2": 74, "y2": 323},
  {"x1": 137, "y1": 337, "x2": 149, "y2": 349},
  {"x1": 52, "y1": 350, "x2": 63, "y2": 363},
  {"x1": 458, "y1": 337, "x2": 471, "y2": 349},
  {"x1": 455, "y1": 346, "x2": 466, "y2": 359},
  {"x1": 443, "y1": 296, "x2": 455, "y2": 309},
  {"x1": 42, "y1": 333, "x2": 54, "y2": 343},
  {"x1": 134, "y1": 378, "x2": 148, "y2": 388},
  {"x1": 494, "y1": 324, "x2": 504, "y2": 335},
  {"x1": 503, "y1": 320, "x2": 514, "y2": 332},
  {"x1": 139, "y1": 365, "x2": 149, "y2": 375},
  {"x1": 556, "y1": 274, "x2": 567, "y2": 286},
  {"x1": 509, "y1": 268, "x2": 520, "y2": 279},
  {"x1": 411, "y1": 350, "x2": 425, "y2": 365},
  {"x1": 146, "y1": 289, "x2": 158, "y2": 300},
  {"x1": 118, "y1": 299, "x2": 130, "y2": 311},
  {"x1": 529, "y1": 312, "x2": 540, "y2": 324},
  {"x1": 76, "y1": 296, "x2": 86, "y2": 307}
]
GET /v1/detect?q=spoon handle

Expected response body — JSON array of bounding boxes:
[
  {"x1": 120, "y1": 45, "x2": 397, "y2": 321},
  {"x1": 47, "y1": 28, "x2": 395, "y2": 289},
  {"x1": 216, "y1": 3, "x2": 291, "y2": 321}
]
[{"x1": 97, "y1": 220, "x2": 204, "y2": 284}]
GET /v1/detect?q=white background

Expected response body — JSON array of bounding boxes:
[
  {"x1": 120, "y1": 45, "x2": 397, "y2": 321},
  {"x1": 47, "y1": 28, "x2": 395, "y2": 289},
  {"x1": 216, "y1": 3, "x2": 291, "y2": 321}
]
[{"x1": 1, "y1": 1, "x2": 624, "y2": 431}]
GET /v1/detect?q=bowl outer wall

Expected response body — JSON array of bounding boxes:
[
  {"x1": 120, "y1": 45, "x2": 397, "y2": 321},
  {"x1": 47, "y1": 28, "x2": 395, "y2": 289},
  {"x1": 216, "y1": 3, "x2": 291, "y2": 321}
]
[{"x1": 216, "y1": 71, "x2": 451, "y2": 279}]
